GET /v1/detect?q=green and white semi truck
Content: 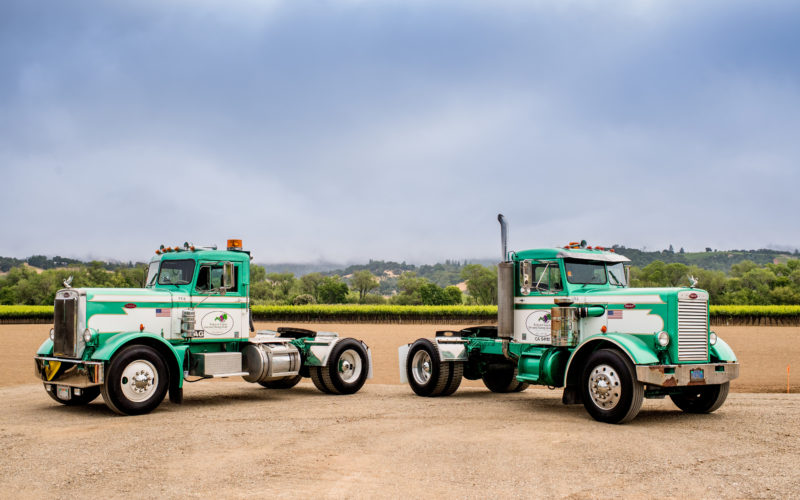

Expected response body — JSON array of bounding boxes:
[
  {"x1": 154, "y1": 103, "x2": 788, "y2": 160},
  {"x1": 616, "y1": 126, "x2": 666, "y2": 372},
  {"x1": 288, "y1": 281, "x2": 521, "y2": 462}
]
[
  {"x1": 399, "y1": 215, "x2": 739, "y2": 424},
  {"x1": 34, "y1": 239, "x2": 372, "y2": 415}
]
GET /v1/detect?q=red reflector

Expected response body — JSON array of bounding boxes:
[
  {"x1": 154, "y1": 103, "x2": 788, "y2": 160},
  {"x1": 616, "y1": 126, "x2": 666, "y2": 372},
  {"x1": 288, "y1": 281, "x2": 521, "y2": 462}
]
[
  {"x1": 124, "y1": 303, "x2": 137, "y2": 309},
  {"x1": 139, "y1": 324, "x2": 144, "y2": 332},
  {"x1": 624, "y1": 303, "x2": 635, "y2": 309},
  {"x1": 601, "y1": 326, "x2": 607, "y2": 333},
  {"x1": 689, "y1": 293, "x2": 698, "y2": 299}
]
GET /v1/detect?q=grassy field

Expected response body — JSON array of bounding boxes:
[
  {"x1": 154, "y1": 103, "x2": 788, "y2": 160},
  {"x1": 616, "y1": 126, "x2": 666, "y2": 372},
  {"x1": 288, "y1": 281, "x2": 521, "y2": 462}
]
[{"x1": 2, "y1": 304, "x2": 800, "y2": 324}]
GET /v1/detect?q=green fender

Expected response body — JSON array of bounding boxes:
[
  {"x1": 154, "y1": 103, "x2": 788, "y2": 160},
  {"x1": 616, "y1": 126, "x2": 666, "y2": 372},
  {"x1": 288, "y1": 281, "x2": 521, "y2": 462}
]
[
  {"x1": 91, "y1": 332, "x2": 185, "y2": 388},
  {"x1": 563, "y1": 333, "x2": 659, "y2": 386},
  {"x1": 711, "y1": 336, "x2": 737, "y2": 362},
  {"x1": 37, "y1": 339, "x2": 54, "y2": 356}
]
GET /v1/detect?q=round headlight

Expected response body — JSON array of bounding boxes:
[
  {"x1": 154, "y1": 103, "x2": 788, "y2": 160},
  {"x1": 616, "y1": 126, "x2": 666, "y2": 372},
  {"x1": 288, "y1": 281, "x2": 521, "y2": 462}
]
[
  {"x1": 709, "y1": 332, "x2": 718, "y2": 346},
  {"x1": 657, "y1": 331, "x2": 670, "y2": 347},
  {"x1": 49, "y1": 328, "x2": 55, "y2": 341},
  {"x1": 83, "y1": 328, "x2": 92, "y2": 343}
]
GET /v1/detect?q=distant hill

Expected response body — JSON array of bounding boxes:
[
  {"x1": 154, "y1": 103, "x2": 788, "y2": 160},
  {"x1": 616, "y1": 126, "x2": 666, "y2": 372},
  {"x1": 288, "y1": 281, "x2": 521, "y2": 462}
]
[{"x1": 611, "y1": 246, "x2": 797, "y2": 272}]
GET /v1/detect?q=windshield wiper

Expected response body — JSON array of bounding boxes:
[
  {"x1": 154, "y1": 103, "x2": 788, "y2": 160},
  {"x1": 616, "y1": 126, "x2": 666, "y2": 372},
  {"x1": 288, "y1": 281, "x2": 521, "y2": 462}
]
[{"x1": 608, "y1": 271, "x2": 624, "y2": 287}]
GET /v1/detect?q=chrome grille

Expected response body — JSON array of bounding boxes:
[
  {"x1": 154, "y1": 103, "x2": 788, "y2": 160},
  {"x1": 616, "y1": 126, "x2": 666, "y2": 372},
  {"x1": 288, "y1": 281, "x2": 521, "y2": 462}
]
[
  {"x1": 53, "y1": 290, "x2": 79, "y2": 358},
  {"x1": 677, "y1": 299, "x2": 708, "y2": 361}
]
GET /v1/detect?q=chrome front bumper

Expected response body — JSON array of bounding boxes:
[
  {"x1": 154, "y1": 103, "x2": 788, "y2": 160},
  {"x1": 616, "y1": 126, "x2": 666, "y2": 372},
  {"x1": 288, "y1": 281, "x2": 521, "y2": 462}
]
[
  {"x1": 636, "y1": 362, "x2": 739, "y2": 387},
  {"x1": 34, "y1": 356, "x2": 104, "y2": 388}
]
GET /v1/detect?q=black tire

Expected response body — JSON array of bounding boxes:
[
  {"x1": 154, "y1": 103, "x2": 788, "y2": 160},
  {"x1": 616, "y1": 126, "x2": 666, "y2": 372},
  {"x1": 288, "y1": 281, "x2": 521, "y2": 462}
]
[
  {"x1": 581, "y1": 349, "x2": 644, "y2": 424},
  {"x1": 313, "y1": 338, "x2": 370, "y2": 395},
  {"x1": 440, "y1": 362, "x2": 464, "y2": 396},
  {"x1": 102, "y1": 345, "x2": 169, "y2": 416},
  {"x1": 46, "y1": 385, "x2": 101, "y2": 406},
  {"x1": 406, "y1": 339, "x2": 452, "y2": 397},
  {"x1": 670, "y1": 382, "x2": 730, "y2": 414},
  {"x1": 310, "y1": 367, "x2": 334, "y2": 393},
  {"x1": 258, "y1": 375, "x2": 303, "y2": 389},
  {"x1": 481, "y1": 364, "x2": 529, "y2": 393}
]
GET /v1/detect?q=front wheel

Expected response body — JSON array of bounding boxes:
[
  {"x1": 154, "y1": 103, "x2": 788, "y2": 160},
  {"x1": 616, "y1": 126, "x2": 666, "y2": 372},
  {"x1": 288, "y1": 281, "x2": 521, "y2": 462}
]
[
  {"x1": 581, "y1": 349, "x2": 644, "y2": 424},
  {"x1": 46, "y1": 385, "x2": 101, "y2": 406},
  {"x1": 102, "y1": 345, "x2": 169, "y2": 415},
  {"x1": 310, "y1": 338, "x2": 369, "y2": 395},
  {"x1": 670, "y1": 382, "x2": 730, "y2": 413}
]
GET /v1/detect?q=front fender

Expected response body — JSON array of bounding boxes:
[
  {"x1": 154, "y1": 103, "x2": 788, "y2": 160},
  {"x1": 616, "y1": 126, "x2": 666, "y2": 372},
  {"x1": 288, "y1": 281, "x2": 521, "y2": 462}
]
[
  {"x1": 37, "y1": 339, "x2": 54, "y2": 356},
  {"x1": 563, "y1": 333, "x2": 660, "y2": 387},
  {"x1": 711, "y1": 336, "x2": 737, "y2": 362},
  {"x1": 90, "y1": 332, "x2": 179, "y2": 362}
]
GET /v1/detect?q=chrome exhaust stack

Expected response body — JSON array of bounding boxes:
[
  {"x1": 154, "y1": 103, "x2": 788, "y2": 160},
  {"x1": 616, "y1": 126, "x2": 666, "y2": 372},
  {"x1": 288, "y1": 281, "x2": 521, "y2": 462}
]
[{"x1": 497, "y1": 214, "x2": 516, "y2": 360}]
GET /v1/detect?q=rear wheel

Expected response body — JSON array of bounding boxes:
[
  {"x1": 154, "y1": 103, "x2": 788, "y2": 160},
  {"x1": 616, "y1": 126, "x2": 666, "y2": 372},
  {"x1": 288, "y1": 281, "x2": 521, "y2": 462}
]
[
  {"x1": 46, "y1": 385, "x2": 101, "y2": 406},
  {"x1": 102, "y1": 345, "x2": 169, "y2": 416},
  {"x1": 581, "y1": 349, "x2": 643, "y2": 424},
  {"x1": 406, "y1": 339, "x2": 458, "y2": 397},
  {"x1": 311, "y1": 338, "x2": 370, "y2": 395},
  {"x1": 670, "y1": 382, "x2": 730, "y2": 413},
  {"x1": 258, "y1": 375, "x2": 303, "y2": 389},
  {"x1": 481, "y1": 364, "x2": 529, "y2": 393}
]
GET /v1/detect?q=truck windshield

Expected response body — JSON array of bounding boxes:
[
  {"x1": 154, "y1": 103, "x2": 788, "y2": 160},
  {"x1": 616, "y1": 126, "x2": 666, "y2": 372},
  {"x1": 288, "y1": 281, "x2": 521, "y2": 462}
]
[
  {"x1": 145, "y1": 261, "x2": 160, "y2": 287},
  {"x1": 564, "y1": 261, "x2": 607, "y2": 285},
  {"x1": 607, "y1": 263, "x2": 627, "y2": 287},
  {"x1": 158, "y1": 260, "x2": 196, "y2": 285}
]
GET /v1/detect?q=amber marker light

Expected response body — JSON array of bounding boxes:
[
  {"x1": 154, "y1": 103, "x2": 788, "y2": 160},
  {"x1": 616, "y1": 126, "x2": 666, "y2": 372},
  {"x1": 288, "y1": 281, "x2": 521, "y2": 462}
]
[{"x1": 227, "y1": 239, "x2": 243, "y2": 250}]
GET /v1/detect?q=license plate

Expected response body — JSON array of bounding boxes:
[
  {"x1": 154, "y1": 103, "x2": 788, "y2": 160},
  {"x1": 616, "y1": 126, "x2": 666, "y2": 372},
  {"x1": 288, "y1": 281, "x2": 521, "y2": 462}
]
[
  {"x1": 57, "y1": 385, "x2": 71, "y2": 400},
  {"x1": 690, "y1": 368, "x2": 705, "y2": 382}
]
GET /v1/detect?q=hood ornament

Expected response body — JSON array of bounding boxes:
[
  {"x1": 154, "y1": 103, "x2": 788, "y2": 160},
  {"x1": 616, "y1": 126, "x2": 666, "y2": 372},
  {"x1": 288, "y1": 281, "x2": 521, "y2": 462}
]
[
  {"x1": 688, "y1": 275, "x2": 698, "y2": 288},
  {"x1": 63, "y1": 276, "x2": 73, "y2": 288}
]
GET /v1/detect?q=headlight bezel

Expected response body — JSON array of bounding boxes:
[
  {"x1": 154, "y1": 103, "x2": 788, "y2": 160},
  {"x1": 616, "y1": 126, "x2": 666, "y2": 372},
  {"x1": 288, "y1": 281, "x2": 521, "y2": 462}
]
[
  {"x1": 83, "y1": 328, "x2": 93, "y2": 344},
  {"x1": 655, "y1": 330, "x2": 670, "y2": 349},
  {"x1": 49, "y1": 328, "x2": 55, "y2": 341},
  {"x1": 709, "y1": 331, "x2": 718, "y2": 346}
]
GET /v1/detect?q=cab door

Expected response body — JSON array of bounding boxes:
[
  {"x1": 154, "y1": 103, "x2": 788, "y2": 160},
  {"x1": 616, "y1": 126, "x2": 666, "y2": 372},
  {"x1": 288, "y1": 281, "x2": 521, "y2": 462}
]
[
  {"x1": 192, "y1": 261, "x2": 247, "y2": 340},
  {"x1": 514, "y1": 259, "x2": 565, "y2": 344}
]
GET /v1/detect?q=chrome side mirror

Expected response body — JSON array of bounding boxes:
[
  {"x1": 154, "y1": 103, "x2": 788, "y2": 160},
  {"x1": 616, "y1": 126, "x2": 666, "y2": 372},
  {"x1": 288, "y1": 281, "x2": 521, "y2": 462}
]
[
  {"x1": 520, "y1": 260, "x2": 532, "y2": 295},
  {"x1": 222, "y1": 262, "x2": 235, "y2": 292}
]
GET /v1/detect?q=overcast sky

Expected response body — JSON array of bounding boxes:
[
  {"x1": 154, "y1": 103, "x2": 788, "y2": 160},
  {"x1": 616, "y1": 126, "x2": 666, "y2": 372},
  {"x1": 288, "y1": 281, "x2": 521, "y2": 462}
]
[{"x1": 2, "y1": 0, "x2": 799, "y2": 264}]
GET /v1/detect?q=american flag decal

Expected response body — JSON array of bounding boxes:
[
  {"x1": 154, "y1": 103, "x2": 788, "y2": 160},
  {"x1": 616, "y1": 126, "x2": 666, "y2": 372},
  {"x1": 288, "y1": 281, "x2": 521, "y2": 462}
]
[
  {"x1": 608, "y1": 309, "x2": 623, "y2": 319},
  {"x1": 155, "y1": 308, "x2": 171, "y2": 317}
]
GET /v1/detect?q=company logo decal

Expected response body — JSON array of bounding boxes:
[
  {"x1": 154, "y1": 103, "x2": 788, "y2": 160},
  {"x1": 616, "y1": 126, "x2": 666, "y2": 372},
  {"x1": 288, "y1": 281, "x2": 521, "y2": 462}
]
[
  {"x1": 200, "y1": 310, "x2": 234, "y2": 336},
  {"x1": 525, "y1": 310, "x2": 552, "y2": 342}
]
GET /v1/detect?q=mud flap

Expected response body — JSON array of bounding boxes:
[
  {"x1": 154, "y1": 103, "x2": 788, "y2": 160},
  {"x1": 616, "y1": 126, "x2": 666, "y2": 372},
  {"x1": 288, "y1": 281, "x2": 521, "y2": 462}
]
[
  {"x1": 562, "y1": 385, "x2": 582, "y2": 405},
  {"x1": 169, "y1": 386, "x2": 183, "y2": 405}
]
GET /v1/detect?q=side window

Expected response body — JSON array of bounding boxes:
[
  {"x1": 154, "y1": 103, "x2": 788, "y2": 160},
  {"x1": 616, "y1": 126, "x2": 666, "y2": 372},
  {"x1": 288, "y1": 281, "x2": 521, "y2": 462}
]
[
  {"x1": 532, "y1": 264, "x2": 563, "y2": 292},
  {"x1": 520, "y1": 261, "x2": 563, "y2": 294},
  {"x1": 196, "y1": 263, "x2": 238, "y2": 294}
]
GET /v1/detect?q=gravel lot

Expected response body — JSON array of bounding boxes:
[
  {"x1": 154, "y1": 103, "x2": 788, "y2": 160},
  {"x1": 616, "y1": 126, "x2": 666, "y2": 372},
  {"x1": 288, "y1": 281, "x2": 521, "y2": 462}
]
[
  {"x1": 1, "y1": 383, "x2": 798, "y2": 498},
  {"x1": 2, "y1": 323, "x2": 799, "y2": 498}
]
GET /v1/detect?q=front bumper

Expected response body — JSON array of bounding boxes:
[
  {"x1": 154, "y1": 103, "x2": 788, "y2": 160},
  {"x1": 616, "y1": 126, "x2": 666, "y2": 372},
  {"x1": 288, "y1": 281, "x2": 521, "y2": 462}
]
[
  {"x1": 636, "y1": 362, "x2": 739, "y2": 387},
  {"x1": 34, "y1": 356, "x2": 104, "y2": 388}
]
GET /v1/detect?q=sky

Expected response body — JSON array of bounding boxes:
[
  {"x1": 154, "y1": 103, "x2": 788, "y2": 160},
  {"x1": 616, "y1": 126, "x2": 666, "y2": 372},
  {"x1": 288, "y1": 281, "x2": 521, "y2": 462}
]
[{"x1": 1, "y1": 0, "x2": 799, "y2": 264}]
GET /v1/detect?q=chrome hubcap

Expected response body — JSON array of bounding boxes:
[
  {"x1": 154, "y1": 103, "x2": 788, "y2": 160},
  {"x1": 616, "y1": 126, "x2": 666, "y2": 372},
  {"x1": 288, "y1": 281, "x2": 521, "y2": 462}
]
[
  {"x1": 120, "y1": 360, "x2": 157, "y2": 403},
  {"x1": 588, "y1": 363, "x2": 621, "y2": 410},
  {"x1": 337, "y1": 349, "x2": 362, "y2": 384},
  {"x1": 411, "y1": 350, "x2": 433, "y2": 385}
]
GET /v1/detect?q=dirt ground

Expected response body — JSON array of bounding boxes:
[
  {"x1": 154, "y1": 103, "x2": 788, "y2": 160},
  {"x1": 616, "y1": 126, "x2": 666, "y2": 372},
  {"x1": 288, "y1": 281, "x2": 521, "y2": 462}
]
[
  {"x1": 5, "y1": 323, "x2": 799, "y2": 391},
  {"x1": 1, "y1": 324, "x2": 799, "y2": 498}
]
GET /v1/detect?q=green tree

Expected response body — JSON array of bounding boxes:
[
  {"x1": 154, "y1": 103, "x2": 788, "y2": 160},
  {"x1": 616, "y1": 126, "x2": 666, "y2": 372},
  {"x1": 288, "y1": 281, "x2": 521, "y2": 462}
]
[
  {"x1": 318, "y1": 276, "x2": 349, "y2": 304},
  {"x1": 350, "y1": 270, "x2": 379, "y2": 302},
  {"x1": 461, "y1": 264, "x2": 497, "y2": 305},
  {"x1": 299, "y1": 272, "x2": 325, "y2": 301}
]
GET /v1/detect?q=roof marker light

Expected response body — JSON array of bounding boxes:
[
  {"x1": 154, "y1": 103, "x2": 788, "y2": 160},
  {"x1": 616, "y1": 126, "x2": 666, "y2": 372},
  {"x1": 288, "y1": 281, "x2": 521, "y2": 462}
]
[{"x1": 227, "y1": 239, "x2": 243, "y2": 251}]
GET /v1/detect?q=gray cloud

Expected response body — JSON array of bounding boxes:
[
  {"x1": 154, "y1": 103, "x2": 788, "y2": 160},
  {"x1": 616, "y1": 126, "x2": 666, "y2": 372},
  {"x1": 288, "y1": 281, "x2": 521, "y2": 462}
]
[{"x1": 1, "y1": 0, "x2": 799, "y2": 262}]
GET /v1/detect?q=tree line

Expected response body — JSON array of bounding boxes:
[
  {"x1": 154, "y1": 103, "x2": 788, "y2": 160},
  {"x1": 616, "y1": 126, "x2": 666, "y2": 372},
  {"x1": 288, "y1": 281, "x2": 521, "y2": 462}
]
[{"x1": 1, "y1": 256, "x2": 799, "y2": 306}]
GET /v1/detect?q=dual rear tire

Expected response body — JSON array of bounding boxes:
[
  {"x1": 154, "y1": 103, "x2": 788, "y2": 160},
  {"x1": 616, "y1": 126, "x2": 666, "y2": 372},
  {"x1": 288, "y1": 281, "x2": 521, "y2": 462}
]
[
  {"x1": 309, "y1": 338, "x2": 370, "y2": 395},
  {"x1": 406, "y1": 339, "x2": 463, "y2": 397}
]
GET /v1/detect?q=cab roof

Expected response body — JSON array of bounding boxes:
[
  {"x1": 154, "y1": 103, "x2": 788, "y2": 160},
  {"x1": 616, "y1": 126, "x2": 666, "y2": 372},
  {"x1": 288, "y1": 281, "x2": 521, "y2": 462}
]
[
  {"x1": 514, "y1": 247, "x2": 630, "y2": 263},
  {"x1": 150, "y1": 248, "x2": 250, "y2": 264}
]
